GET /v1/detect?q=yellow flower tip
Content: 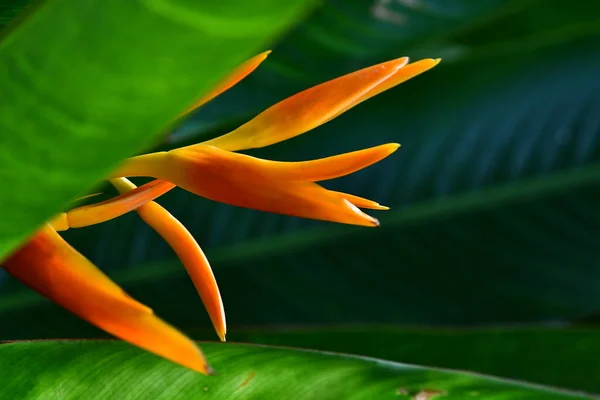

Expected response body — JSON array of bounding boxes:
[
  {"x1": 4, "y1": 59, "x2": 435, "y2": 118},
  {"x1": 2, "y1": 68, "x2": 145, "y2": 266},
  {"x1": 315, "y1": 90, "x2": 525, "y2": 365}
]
[
  {"x1": 369, "y1": 204, "x2": 390, "y2": 211},
  {"x1": 355, "y1": 201, "x2": 389, "y2": 211},
  {"x1": 406, "y1": 58, "x2": 441, "y2": 74},
  {"x1": 332, "y1": 191, "x2": 389, "y2": 211},
  {"x1": 180, "y1": 50, "x2": 271, "y2": 117},
  {"x1": 385, "y1": 142, "x2": 401, "y2": 155},
  {"x1": 257, "y1": 49, "x2": 272, "y2": 60}
]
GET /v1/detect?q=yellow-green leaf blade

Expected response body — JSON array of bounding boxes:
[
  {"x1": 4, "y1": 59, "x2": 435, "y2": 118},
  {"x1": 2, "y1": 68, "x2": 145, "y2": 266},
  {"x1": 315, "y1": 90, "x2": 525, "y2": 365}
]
[{"x1": 0, "y1": 340, "x2": 593, "y2": 399}]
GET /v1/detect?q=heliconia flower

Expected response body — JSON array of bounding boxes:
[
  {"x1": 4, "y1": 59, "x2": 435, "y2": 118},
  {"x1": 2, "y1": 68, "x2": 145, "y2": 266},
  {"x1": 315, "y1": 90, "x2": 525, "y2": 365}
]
[
  {"x1": 111, "y1": 56, "x2": 440, "y2": 225},
  {"x1": 1, "y1": 51, "x2": 439, "y2": 375}
]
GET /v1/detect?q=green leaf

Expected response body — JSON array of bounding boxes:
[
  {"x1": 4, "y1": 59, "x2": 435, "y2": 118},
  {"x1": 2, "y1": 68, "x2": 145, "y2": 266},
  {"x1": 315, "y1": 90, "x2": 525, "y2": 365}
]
[
  {"x1": 0, "y1": 340, "x2": 592, "y2": 399},
  {"x1": 0, "y1": 0, "x2": 313, "y2": 258},
  {"x1": 0, "y1": 0, "x2": 35, "y2": 30},
  {"x1": 225, "y1": 327, "x2": 600, "y2": 394}
]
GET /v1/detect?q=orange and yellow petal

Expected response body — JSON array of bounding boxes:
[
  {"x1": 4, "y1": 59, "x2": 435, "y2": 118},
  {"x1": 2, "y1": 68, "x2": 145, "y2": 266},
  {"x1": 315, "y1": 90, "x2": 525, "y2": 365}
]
[
  {"x1": 111, "y1": 145, "x2": 385, "y2": 227},
  {"x1": 50, "y1": 179, "x2": 175, "y2": 231},
  {"x1": 331, "y1": 191, "x2": 389, "y2": 210},
  {"x1": 2, "y1": 224, "x2": 211, "y2": 374},
  {"x1": 200, "y1": 57, "x2": 410, "y2": 151},
  {"x1": 115, "y1": 142, "x2": 399, "y2": 185},
  {"x1": 180, "y1": 51, "x2": 271, "y2": 117},
  {"x1": 327, "y1": 58, "x2": 441, "y2": 122},
  {"x1": 172, "y1": 175, "x2": 379, "y2": 226},
  {"x1": 110, "y1": 178, "x2": 226, "y2": 342},
  {"x1": 177, "y1": 142, "x2": 400, "y2": 183}
]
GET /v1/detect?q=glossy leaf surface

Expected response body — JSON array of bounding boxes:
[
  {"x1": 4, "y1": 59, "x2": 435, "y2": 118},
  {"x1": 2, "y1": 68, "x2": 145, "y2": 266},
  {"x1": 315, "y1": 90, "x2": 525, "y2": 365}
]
[{"x1": 0, "y1": 341, "x2": 592, "y2": 400}]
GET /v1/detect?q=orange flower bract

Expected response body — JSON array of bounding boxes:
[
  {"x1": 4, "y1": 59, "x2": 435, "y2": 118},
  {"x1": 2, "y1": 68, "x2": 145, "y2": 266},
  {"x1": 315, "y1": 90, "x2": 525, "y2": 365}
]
[
  {"x1": 111, "y1": 178, "x2": 226, "y2": 342},
  {"x1": 111, "y1": 143, "x2": 400, "y2": 226},
  {"x1": 3, "y1": 224, "x2": 212, "y2": 375}
]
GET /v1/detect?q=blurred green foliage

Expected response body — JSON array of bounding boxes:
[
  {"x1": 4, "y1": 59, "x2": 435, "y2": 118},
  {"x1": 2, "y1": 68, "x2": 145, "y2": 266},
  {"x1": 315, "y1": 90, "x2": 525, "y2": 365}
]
[{"x1": 1, "y1": 0, "x2": 600, "y2": 398}]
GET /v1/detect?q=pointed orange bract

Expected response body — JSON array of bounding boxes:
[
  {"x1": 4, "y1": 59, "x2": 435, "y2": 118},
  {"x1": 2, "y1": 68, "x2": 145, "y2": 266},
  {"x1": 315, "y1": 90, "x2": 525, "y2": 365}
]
[
  {"x1": 49, "y1": 180, "x2": 175, "y2": 231},
  {"x1": 200, "y1": 57, "x2": 410, "y2": 151},
  {"x1": 2, "y1": 224, "x2": 212, "y2": 374},
  {"x1": 331, "y1": 191, "x2": 390, "y2": 210},
  {"x1": 180, "y1": 51, "x2": 271, "y2": 117},
  {"x1": 180, "y1": 142, "x2": 400, "y2": 183},
  {"x1": 354, "y1": 58, "x2": 440, "y2": 107},
  {"x1": 111, "y1": 144, "x2": 401, "y2": 226},
  {"x1": 327, "y1": 58, "x2": 441, "y2": 122},
  {"x1": 110, "y1": 178, "x2": 226, "y2": 342}
]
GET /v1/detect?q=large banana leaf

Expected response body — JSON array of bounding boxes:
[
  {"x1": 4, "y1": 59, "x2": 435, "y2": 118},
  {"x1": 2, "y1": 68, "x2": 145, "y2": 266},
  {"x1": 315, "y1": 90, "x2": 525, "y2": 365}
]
[
  {"x1": 0, "y1": 340, "x2": 594, "y2": 399},
  {"x1": 0, "y1": 0, "x2": 313, "y2": 258}
]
